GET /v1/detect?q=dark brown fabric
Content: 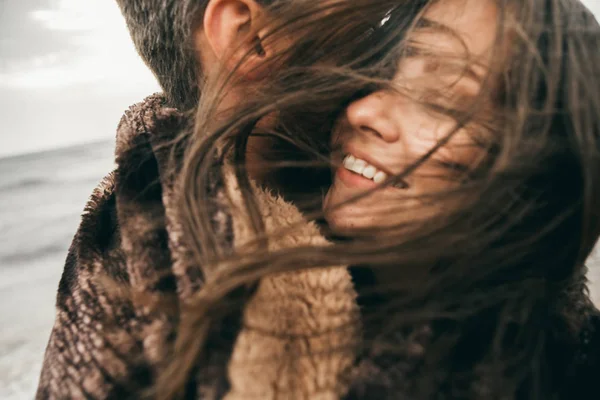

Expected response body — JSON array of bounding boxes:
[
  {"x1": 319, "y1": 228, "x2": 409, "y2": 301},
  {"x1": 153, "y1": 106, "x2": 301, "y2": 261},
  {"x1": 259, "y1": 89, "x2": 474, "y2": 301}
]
[
  {"x1": 36, "y1": 94, "x2": 359, "y2": 400},
  {"x1": 36, "y1": 94, "x2": 234, "y2": 398},
  {"x1": 36, "y1": 95, "x2": 600, "y2": 399}
]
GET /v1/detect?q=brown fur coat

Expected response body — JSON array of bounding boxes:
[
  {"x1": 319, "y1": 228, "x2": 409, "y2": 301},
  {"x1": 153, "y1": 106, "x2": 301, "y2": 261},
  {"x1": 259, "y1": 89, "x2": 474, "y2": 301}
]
[
  {"x1": 36, "y1": 94, "x2": 360, "y2": 399},
  {"x1": 36, "y1": 95, "x2": 600, "y2": 399}
]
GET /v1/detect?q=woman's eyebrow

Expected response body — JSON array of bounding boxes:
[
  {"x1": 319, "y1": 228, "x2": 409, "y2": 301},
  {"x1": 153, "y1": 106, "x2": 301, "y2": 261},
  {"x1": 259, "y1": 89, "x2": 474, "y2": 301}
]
[
  {"x1": 415, "y1": 18, "x2": 456, "y2": 37},
  {"x1": 410, "y1": 19, "x2": 488, "y2": 85}
]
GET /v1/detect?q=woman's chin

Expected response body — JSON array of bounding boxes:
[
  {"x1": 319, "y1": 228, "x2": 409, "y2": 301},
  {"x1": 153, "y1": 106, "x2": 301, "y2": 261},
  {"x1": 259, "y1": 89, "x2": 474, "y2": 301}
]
[
  {"x1": 324, "y1": 190, "x2": 373, "y2": 234},
  {"x1": 324, "y1": 206, "x2": 374, "y2": 235},
  {"x1": 325, "y1": 215, "x2": 352, "y2": 235}
]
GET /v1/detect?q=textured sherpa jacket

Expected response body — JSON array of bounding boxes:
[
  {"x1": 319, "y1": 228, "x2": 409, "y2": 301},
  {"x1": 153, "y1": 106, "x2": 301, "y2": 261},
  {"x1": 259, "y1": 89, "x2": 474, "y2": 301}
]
[{"x1": 37, "y1": 94, "x2": 600, "y2": 400}]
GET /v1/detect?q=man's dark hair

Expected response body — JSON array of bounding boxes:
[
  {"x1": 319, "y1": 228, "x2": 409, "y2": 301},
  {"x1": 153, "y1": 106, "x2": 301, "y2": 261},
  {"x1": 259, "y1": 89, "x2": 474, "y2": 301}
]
[{"x1": 116, "y1": 0, "x2": 207, "y2": 110}]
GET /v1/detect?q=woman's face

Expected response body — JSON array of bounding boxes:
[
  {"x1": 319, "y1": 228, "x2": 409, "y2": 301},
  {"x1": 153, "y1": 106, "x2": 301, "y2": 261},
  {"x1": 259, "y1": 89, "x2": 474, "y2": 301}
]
[{"x1": 324, "y1": 0, "x2": 499, "y2": 233}]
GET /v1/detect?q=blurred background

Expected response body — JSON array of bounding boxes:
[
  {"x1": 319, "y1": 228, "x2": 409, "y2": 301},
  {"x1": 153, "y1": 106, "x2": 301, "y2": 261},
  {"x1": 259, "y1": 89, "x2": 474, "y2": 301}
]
[{"x1": 1, "y1": 0, "x2": 599, "y2": 399}]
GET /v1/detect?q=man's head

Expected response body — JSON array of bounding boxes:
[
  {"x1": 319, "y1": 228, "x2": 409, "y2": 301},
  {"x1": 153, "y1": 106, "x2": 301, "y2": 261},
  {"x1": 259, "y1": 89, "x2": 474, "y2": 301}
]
[{"x1": 116, "y1": 0, "x2": 274, "y2": 111}]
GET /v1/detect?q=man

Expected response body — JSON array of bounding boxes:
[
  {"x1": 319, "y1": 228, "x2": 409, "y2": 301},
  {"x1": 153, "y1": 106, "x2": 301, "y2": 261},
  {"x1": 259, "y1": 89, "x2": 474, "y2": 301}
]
[{"x1": 36, "y1": 0, "x2": 304, "y2": 398}]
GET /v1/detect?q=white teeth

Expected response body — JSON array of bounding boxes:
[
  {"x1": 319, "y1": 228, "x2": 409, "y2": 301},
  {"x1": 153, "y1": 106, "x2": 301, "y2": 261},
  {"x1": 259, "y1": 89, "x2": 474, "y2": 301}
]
[
  {"x1": 342, "y1": 154, "x2": 389, "y2": 185},
  {"x1": 350, "y1": 159, "x2": 367, "y2": 174},
  {"x1": 362, "y1": 165, "x2": 377, "y2": 179},
  {"x1": 343, "y1": 154, "x2": 356, "y2": 169},
  {"x1": 373, "y1": 171, "x2": 387, "y2": 184}
]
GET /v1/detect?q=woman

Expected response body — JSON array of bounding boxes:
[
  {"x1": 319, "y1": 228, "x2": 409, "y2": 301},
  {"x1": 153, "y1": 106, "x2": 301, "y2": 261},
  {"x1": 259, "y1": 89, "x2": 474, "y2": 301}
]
[
  {"x1": 321, "y1": 0, "x2": 600, "y2": 398},
  {"x1": 164, "y1": 0, "x2": 600, "y2": 398}
]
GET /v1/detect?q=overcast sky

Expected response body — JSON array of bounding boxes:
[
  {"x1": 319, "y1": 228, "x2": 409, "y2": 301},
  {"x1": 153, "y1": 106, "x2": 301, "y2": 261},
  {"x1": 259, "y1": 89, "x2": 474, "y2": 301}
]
[
  {"x1": 0, "y1": 0, "x2": 599, "y2": 157},
  {"x1": 0, "y1": 0, "x2": 160, "y2": 157}
]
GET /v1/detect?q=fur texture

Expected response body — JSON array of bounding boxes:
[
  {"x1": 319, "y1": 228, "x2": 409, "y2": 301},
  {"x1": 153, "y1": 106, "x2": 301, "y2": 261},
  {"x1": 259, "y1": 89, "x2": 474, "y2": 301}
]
[
  {"x1": 36, "y1": 95, "x2": 600, "y2": 399},
  {"x1": 36, "y1": 94, "x2": 359, "y2": 399},
  {"x1": 223, "y1": 168, "x2": 360, "y2": 399}
]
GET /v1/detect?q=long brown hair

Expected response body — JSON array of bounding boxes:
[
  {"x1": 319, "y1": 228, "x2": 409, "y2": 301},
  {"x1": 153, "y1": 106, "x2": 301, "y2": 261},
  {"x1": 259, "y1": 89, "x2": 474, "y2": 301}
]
[{"x1": 159, "y1": 0, "x2": 600, "y2": 398}]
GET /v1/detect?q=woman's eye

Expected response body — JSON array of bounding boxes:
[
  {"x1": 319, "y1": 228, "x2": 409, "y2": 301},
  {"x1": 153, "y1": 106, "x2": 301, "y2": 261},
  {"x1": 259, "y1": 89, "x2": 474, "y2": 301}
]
[
  {"x1": 403, "y1": 46, "x2": 420, "y2": 58},
  {"x1": 436, "y1": 160, "x2": 469, "y2": 173}
]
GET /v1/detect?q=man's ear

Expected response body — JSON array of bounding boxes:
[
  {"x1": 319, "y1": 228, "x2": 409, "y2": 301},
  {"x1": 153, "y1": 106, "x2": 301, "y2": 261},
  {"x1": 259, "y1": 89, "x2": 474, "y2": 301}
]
[{"x1": 202, "y1": 0, "x2": 270, "y2": 79}]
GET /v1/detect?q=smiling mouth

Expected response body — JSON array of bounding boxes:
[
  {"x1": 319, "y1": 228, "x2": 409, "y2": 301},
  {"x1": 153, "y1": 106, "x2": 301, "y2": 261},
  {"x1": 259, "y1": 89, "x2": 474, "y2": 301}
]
[{"x1": 342, "y1": 154, "x2": 409, "y2": 189}]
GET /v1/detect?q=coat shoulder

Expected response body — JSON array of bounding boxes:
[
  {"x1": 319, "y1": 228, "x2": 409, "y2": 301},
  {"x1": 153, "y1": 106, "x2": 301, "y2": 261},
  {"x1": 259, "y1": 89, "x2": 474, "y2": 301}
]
[
  {"x1": 57, "y1": 171, "x2": 127, "y2": 305},
  {"x1": 561, "y1": 307, "x2": 600, "y2": 398}
]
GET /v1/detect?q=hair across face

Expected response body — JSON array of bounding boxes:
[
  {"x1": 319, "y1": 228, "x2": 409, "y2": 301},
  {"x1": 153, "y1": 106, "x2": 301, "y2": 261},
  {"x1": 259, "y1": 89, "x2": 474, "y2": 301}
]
[
  {"x1": 324, "y1": 0, "x2": 499, "y2": 233},
  {"x1": 159, "y1": 0, "x2": 600, "y2": 397}
]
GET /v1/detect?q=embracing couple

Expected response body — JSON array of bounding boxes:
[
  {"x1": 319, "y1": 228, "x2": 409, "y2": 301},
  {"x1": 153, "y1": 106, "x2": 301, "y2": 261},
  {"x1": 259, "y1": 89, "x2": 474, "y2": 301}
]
[{"x1": 37, "y1": 0, "x2": 600, "y2": 399}]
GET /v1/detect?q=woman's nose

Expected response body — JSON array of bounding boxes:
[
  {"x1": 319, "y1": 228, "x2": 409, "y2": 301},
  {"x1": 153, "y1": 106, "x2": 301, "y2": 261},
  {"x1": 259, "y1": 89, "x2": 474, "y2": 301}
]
[{"x1": 345, "y1": 91, "x2": 401, "y2": 143}]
